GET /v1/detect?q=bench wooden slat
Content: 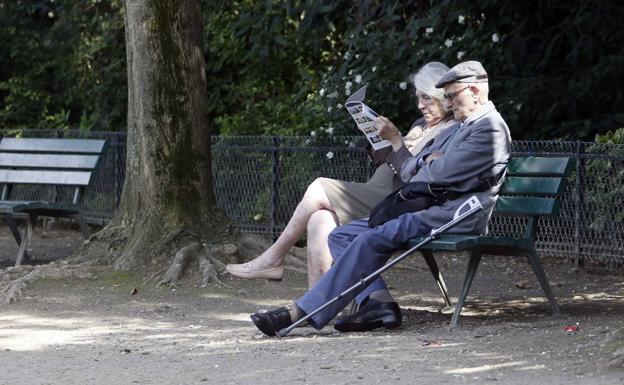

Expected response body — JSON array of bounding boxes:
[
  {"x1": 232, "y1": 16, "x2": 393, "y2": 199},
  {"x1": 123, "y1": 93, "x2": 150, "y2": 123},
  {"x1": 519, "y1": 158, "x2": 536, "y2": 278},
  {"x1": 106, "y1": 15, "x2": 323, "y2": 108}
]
[
  {"x1": 0, "y1": 153, "x2": 100, "y2": 170},
  {"x1": 0, "y1": 200, "x2": 79, "y2": 215},
  {"x1": 495, "y1": 196, "x2": 560, "y2": 216},
  {"x1": 408, "y1": 234, "x2": 534, "y2": 252},
  {"x1": 500, "y1": 176, "x2": 566, "y2": 196},
  {"x1": 507, "y1": 157, "x2": 574, "y2": 177},
  {"x1": 0, "y1": 170, "x2": 92, "y2": 186},
  {"x1": 0, "y1": 138, "x2": 106, "y2": 154}
]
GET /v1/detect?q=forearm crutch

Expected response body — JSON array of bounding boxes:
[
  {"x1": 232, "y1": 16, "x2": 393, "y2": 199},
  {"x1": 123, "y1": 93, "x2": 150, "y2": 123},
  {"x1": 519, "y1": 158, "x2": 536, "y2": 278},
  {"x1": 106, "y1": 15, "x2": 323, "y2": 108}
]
[{"x1": 277, "y1": 195, "x2": 483, "y2": 337}]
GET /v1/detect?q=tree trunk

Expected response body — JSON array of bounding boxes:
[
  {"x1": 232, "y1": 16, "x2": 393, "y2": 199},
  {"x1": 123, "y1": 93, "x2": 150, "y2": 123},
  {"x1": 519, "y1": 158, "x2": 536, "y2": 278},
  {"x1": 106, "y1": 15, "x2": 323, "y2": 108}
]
[{"x1": 79, "y1": 0, "x2": 236, "y2": 274}]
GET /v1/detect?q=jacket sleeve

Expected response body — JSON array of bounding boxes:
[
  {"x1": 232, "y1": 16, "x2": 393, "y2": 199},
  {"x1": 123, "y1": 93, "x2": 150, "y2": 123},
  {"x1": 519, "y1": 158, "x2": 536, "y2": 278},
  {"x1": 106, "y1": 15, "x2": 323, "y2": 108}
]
[{"x1": 410, "y1": 115, "x2": 510, "y2": 191}]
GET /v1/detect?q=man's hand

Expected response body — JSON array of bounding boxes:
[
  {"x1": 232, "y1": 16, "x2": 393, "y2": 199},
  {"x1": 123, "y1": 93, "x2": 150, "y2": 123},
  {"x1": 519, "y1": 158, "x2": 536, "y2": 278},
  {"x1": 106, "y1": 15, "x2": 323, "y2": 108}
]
[
  {"x1": 375, "y1": 116, "x2": 403, "y2": 150},
  {"x1": 426, "y1": 151, "x2": 444, "y2": 164}
]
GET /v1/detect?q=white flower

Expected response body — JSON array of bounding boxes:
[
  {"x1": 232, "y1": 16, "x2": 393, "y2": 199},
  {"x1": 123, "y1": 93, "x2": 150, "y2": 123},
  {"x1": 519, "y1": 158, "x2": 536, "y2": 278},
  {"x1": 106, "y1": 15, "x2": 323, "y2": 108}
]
[
  {"x1": 327, "y1": 106, "x2": 333, "y2": 112},
  {"x1": 336, "y1": 103, "x2": 343, "y2": 109},
  {"x1": 327, "y1": 126, "x2": 335, "y2": 135},
  {"x1": 425, "y1": 27, "x2": 433, "y2": 35},
  {"x1": 326, "y1": 151, "x2": 334, "y2": 159},
  {"x1": 492, "y1": 33, "x2": 500, "y2": 43},
  {"x1": 310, "y1": 130, "x2": 317, "y2": 137},
  {"x1": 458, "y1": 15, "x2": 465, "y2": 24},
  {"x1": 327, "y1": 90, "x2": 338, "y2": 99},
  {"x1": 399, "y1": 82, "x2": 407, "y2": 90},
  {"x1": 444, "y1": 38, "x2": 453, "y2": 48},
  {"x1": 515, "y1": 103, "x2": 523, "y2": 111},
  {"x1": 319, "y1": 88, "x2": 325, "y2": 97},
  {"x1": 457, "y1": 51, "x2": 466, "y2": 60},
  {"x1": 345, "y1": 81, "x2": 353, "y2": 89},
  {"x1": 47, "y1": 11, "x2": 55, "y2": 18},
  {"x1": 355, "y1": 74, "x2": 362, "y2": 84},
  {"x1": 355, "y1": 54, "x2": 360, "y2": 59},
  {"x1": 348, "y1": 69, "x2": 353, "y2": 76},
  {"x1": 372, "y1": 66, "x2": 377, "y2": 72}
]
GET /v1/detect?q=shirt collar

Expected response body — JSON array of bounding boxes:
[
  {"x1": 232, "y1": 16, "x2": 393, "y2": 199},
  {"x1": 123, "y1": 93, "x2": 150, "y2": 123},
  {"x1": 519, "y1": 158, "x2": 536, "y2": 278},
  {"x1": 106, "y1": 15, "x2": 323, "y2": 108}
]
[{"x1": 461, "y1": 101, "x2": 496, "y2": 127}]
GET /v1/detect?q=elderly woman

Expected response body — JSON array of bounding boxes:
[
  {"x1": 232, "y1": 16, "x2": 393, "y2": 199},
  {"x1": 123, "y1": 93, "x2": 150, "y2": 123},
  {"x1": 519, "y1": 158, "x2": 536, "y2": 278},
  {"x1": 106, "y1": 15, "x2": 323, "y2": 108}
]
[{"x1": 227, "y1": 62, "x2": 456, "y2": 288}]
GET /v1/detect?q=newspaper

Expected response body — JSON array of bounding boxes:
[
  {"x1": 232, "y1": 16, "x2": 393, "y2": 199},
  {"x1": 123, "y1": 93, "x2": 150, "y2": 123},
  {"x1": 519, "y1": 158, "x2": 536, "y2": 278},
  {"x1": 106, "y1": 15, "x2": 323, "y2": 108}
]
[{"x1": 344, "y1": 85, "x2": 391, "y2": 151}]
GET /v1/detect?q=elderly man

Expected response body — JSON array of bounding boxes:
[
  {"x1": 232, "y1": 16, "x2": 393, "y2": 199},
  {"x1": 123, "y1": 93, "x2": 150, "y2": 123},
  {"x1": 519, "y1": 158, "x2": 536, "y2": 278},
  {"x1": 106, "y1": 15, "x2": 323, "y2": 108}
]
[{"x1": 250, "y1": 61, "x2": 512, "y2": 336}]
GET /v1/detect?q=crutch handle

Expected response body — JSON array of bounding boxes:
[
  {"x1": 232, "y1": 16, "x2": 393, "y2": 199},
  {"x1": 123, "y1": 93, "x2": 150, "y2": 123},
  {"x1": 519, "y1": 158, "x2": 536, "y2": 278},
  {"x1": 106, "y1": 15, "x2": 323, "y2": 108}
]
[
  {"x1": 430, "y1": 195, "x2": 482, "y2": 236},
  {"x1": 454, "y1": 195, "x2": 483, "y2": 220}
]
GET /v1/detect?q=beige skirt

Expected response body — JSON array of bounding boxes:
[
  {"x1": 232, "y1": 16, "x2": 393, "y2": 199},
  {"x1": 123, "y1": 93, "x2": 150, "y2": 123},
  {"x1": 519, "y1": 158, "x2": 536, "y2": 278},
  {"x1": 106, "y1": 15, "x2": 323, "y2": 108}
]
[{"x1": 319, "y1": 164, "x2": 398, "y2": 225}]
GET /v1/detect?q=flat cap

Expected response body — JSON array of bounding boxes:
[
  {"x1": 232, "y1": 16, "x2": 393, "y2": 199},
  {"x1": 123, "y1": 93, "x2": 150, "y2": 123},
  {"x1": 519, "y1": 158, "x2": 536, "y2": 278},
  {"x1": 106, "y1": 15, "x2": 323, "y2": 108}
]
[{"x1": 434, "y1": 60, "x2": 488, "y2": 88}]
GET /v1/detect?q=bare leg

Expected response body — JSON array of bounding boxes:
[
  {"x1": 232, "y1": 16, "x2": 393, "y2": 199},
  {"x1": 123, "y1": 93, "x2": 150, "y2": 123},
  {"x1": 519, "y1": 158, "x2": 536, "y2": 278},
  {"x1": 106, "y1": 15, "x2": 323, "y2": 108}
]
[
  {"x1": 227, "y1": 178, "x2": 334, "y2": 279},
  {"x1": 306, "y1": 209, "x2": 337, "y2": 288}
]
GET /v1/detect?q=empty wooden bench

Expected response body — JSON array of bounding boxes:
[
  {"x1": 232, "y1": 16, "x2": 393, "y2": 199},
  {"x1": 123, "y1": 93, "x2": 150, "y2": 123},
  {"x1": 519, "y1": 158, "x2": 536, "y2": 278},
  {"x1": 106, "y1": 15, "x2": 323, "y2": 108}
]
[
  {"x1": 0, "y1": 137, "x2": 106, "y2": 266},
  {"x1": 410, "y1": 156, "x2": 574, "y2": 327}
]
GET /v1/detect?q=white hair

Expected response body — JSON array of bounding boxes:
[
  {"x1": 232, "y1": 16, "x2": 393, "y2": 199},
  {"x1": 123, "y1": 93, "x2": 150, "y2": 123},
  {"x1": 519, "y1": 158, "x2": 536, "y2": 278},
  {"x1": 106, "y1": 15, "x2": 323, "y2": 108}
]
[
  {"x1": 409, "y1": 62, "x2": 449, "y2": 102},
  {"x1": 471, "y1": 82, "x2": 490, "y2": 103}
]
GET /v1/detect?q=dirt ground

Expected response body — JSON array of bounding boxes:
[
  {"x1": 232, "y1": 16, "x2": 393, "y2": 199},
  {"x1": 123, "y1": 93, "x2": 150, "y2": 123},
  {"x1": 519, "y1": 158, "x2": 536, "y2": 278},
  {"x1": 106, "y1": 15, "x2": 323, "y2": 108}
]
[{"x1": 1, "y1": 226, "x2": 624, "y2": 385}]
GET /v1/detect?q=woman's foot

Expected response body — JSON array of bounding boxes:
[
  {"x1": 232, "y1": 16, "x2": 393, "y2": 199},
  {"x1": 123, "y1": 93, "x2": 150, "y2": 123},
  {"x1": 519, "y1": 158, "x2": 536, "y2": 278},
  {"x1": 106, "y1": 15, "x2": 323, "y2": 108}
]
[{"x1": 226, "y1": 259, "x2": 284, "y2": 281}]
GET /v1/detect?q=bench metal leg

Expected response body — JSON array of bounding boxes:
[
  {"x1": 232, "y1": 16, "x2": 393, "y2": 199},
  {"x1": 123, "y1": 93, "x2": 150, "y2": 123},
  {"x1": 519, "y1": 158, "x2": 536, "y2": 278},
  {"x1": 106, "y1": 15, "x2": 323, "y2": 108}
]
[
  {"x1": 525, "y1": 248, "x2": 561, "y2": 316},
  {"x1": 422, "y1": 250, "x2": 452, "y2": 307},
  {"x1": 3, "y1": 214, "x2": 22, "y2": 246},
  {"x1": 72, "y1": 213, "x2": 90, "y2": 238},
  {"x1": 450, "y1": 250, "x2": 482, "y2": 328},
  {"x1": 15, "y1": 213, "x2": 37, "y2": 266}
]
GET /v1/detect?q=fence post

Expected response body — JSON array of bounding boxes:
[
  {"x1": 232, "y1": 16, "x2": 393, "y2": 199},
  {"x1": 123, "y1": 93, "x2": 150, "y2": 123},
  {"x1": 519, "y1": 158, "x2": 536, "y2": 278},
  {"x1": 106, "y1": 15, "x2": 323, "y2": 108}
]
[
  {"x1": 573, "y1": 140, "x2": 584, "y2": 267},
  {"x1": 271, "y1": 136, "x2": 280, "y2": 241},
  {"x1": 113, "y1": 134, "x2": 122, "y2": 209}
]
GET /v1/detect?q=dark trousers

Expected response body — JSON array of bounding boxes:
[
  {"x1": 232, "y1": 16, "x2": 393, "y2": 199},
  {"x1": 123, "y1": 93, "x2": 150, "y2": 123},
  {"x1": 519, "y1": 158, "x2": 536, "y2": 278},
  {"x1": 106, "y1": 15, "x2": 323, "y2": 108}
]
[{"x1": 296, "y1": 213, "x2": 431, "y2": 330}]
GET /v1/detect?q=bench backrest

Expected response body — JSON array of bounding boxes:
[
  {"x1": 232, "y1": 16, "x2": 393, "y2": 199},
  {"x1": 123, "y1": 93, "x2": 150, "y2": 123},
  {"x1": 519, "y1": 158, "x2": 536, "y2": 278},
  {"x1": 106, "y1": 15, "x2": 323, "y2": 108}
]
[
  {"x1": 0, "y1": 138, "x2": 107, "y2": 202},
  {"x1": 495, "y1": 156, "x2": 575, "y2": 238}
]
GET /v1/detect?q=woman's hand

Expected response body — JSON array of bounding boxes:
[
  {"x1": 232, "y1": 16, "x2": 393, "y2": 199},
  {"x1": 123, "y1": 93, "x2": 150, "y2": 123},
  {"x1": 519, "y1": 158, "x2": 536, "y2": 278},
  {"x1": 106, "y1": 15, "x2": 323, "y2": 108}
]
[{"x1": 376, "y1": 116, "x2": 403, "y2": 150}]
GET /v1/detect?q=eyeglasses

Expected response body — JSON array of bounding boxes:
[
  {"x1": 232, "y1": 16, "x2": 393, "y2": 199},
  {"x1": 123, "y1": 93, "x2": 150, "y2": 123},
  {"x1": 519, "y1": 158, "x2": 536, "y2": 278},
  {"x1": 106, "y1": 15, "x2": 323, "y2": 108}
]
[{"x1": 443, "y1": 86, "x2": 470, "y2": 102}]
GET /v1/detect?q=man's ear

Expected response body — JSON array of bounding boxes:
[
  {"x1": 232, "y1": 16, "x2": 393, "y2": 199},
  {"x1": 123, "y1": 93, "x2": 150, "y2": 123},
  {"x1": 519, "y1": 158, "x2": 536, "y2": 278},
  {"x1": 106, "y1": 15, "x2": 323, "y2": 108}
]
[{"x1": 469, "y1": 85, "x2": 480, "y2": 102}]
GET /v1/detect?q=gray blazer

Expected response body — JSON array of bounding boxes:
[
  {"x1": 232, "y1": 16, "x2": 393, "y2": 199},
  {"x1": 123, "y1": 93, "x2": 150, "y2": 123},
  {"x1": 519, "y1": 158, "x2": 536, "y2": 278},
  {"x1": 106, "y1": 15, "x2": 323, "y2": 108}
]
[{"x1": 399, "y1": 101, "x2": 511, "y2": 234}]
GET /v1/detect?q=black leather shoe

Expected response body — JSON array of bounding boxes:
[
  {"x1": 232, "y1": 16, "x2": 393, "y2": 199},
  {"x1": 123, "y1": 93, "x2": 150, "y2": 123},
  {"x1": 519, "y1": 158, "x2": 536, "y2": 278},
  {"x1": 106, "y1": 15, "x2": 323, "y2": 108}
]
[
  {"x1": 250, "y1": 307, "x2": 292, "y2": 336},
  {"x1": 334, "y1": 299, "x2": 402, "y2": 332}
]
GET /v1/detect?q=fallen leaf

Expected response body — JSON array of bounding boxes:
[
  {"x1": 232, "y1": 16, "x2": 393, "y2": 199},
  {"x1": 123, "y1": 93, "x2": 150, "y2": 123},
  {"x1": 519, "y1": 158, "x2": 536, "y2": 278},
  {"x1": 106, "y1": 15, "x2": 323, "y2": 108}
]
[
  {"x1": 564, "y1": 325, "x2": 580, "y2": 332},
  {"x1": 515, "y1": 279, "x2": 532, "y2": 289},
  {"x1": 131, "y1": 287, "x2": 138, "y2": 295},
  {"x1": 422, "y1": 339, "x2": 442, "y2": 347}
]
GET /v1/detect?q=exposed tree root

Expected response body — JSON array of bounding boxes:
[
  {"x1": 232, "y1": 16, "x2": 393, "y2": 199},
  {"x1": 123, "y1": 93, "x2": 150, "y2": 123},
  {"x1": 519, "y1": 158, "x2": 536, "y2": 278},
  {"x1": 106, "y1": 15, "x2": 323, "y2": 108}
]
[
  {"x1": 2, "y1": 215, "x2": 313, "y2": 305},
  {"x1": 159, "y1": 242, "x2": 203, "y2": 286},
  {"x1": 158, "y1": 241, "x2": 237, "y2": 289},
  {"x1": 0, "y1": 261, "x2": 96, "y2": 306}
]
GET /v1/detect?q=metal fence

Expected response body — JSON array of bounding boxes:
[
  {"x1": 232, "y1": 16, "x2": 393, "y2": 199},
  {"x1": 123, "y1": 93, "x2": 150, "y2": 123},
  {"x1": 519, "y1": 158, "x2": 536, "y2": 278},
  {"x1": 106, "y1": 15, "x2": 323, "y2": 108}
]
[
  {"x1": 212, "y1": 136, "x2": 624, "y2": 266},
  {"x1": 1, "y1": 130, "x2": 623, "y2": 265}
]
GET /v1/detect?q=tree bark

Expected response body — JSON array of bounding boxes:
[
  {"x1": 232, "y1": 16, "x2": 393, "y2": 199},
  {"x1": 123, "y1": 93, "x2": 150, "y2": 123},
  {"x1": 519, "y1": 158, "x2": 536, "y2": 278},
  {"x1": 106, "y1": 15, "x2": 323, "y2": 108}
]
[{"x1": 79, "y1": 0, "x2": 235, "y2": 272}]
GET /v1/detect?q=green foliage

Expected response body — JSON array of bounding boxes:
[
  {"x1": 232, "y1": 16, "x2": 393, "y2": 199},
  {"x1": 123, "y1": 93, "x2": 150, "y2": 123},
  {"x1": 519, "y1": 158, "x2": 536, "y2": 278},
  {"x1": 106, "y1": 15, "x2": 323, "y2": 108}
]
[
  {"x1": 205, "y1": 0, "x2": 624, "y2": 140},
  {"x1": 585, "y1": 127, "x2": 624, "y2": 235},
  {"x1": 595, "y1": 127, "x2": 624, "y2": 144},
  {"x1": 1, "y1": 0, "x2": 622, "y2": 139},
  {"x1": 0, "y1": 0, "x2": 126, "y2": 131}
]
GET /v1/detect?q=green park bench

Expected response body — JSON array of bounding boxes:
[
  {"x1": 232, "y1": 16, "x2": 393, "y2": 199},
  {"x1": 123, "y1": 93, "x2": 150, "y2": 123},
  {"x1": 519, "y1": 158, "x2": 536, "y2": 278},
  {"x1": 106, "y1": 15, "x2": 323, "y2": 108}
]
[
  {"x1": 410, "y1": 156, "x2": 575, "y2": 327},
  {"x1": 0, "y1": 137, "x2": 106, "y2": 266}
]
